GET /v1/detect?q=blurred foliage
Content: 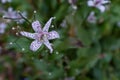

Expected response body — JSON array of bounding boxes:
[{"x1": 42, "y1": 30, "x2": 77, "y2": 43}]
[{"x1": 0, "y1": 0, "x2": 120, "y2": 80}]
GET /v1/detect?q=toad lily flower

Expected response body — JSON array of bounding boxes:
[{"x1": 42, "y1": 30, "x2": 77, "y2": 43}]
[
  {"x1": 3, "y1": 7, "x2": 16, "y2": 18},
  {"x1": 68, "y1": 0, "x2": 77, "y2": 10},
  {"x1": 20, "y1": 17, "x2": 60, "y2": 53},
  {"x1": 3, "y1": 7, "x2": 26, "y2": 23},
  {"x1": 87, "y1": 11, "x2": 96, "y2": 23},
  {"x1": 87, "y1": 0, "x2": 110, "y2": 12}
]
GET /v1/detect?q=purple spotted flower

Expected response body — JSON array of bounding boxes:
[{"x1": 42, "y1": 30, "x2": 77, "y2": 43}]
[
  {"x1": 3, "y1": 7, "x2": 16, "y2": 17},
  {"x1": 3, "y1": 7, "x2": 19, "y2": 22},
  {"x1": 3, "y1": 7, "x2": 26, "y2": 23},
  {"x1": 87, "y1": 11, "x2": 96, "y2": 23},
  {"x1": 68, "y1": 0, "x2": 77, "y2": 10},
  {"x1": 20, "y1": 17, "x2": 60, "y2": 53},
  {"x1": 87, "y1": 0, "x2": 110, "y2": 12}
]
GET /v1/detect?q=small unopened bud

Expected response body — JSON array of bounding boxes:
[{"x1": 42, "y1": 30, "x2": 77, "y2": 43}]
[
  {"x1": 12, "y1": 27, "x2": 15, "y2": 30},
  {"x1": 2, "y1": 16, "x2": 5, "y2": 19},
  {"x1": 9, "y1": 42, "x2": 13, "y2": 45},
  {"x1": 51, "y1": 25, "x2": 54, "y2": 28},
  {"x1": 48, "y1": 72, "x2": 52, "y2": 76},
  {"x1": 53, "y1": 17, "x2": 56, "y2": 19},
  {"x1": 16, "y1": 32, "x2": 19, "y2": 36},
  {"x1": 17, "y1": 10, "x2": 20, "y2": 13},
  {"x1": 22, "y1": 48, "x2": 25, "y2": 51},
  {"x1": 34, "y1": 10, "x2": 37, "y2": 13},
  {"x1": 56, "y1": 51, "x2": 59, "y2": 54}
]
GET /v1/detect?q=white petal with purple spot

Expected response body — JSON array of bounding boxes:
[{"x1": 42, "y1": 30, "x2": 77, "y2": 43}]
[
  {"x1": 97, "y1": 5, "x2": 105, "y2": 12},
  {"x1": 47, "y1": 31, "x2": 60, "y2": 40},
  {"x1": 32, "y1": 20, "x2": 42, "y2": 32},
  {"x1": 20, "y1": 31, "x2": 36, "y2": 39},
  {"x1": 43, "y1": 38, "x2": 53, "y2": 53},
  {"x1": 102, "y1": 0, "x2": 110, "y2": 4},
  {"x1": 30, "y1": 40, "x2": 42, "y2": 51},
  {"x1": 43, "y1": 17, "x2": 55, "y2": 32},
  {"x1": 87, "y1": 1, "x2": 94, "y2": 7}
]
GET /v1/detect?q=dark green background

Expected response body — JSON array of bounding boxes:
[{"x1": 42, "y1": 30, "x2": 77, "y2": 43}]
[{"x1": 0, "y1": 0, "x2": 120, "y2": 80}]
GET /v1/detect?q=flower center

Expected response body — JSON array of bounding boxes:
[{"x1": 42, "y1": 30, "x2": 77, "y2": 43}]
[
  {"x1": 94, "y1": 0, "x2": 101, "y2": 6},
  {"x1": 36, "y1": 32, "x2": 48, "y2": 42}
]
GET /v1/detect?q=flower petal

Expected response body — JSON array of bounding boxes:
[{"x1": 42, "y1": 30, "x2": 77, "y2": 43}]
[
  {"x1": 102, "y1": 0, "x2": 110, "y2": 4},
  {"x1": 47, "y1": 31, "x2": 60, "y2": 40},
  {"x1": 43, "y1": 38, "x2": 53, "y2": 53},
  {"x1": 20, "y1": 31, "x2": 36, "y2": 39},
  {"x1": 30, "y1": 40, "x2": 42, "y2": 51},
  {"x1": 32, "y1": 20, "x2": 42, "y2": 32},
  {"x1": 8, "y1": 7, "x2": 13, "y2": 12},
  {"x1": 0, "y1": 23, "x2": 6, "y2": 29},
  {"x1": 87, "y1": 0, "x2": 94, "y2": 7},
  {"x1": 0, "y1": 23, "x2": 6, "y2": 34},
  {"x1": 43, "y1": 17, "x2": 55, "y2": 32},
  {"x1": 97, "y1": 5, "x2": 105, "y2": 12}
]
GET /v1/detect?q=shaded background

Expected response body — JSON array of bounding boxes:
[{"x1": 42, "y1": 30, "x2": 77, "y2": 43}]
[{"x1": 0, "y1": 0, "x2": 120, "y2": 80}]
